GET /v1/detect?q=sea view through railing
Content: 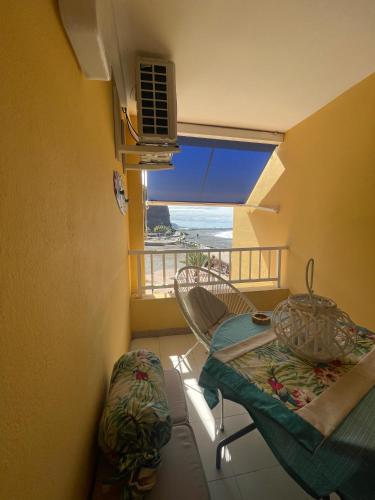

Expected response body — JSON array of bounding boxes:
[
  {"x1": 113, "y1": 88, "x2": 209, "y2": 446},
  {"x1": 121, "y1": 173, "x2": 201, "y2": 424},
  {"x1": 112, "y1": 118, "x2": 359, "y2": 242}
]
[
  {"x1": 130, "y1": 246, "x2": 287, "y2": 296},
  {"x1": 139, "y1": 205, "x2": 286, "y2": 296}
]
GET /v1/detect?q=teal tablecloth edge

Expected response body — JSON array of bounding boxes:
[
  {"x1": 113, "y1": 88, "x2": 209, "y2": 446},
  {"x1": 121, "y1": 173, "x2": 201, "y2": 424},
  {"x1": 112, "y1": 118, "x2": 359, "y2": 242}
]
[
  {"x1": 209, "y1": 313, "x2": 271, "y2": 353},
  {"x1": 199, "y1": 355, "x2": 323, "y2": 454}
]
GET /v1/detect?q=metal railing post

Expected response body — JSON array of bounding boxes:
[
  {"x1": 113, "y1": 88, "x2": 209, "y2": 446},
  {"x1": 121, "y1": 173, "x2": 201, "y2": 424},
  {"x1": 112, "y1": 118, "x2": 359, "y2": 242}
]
[
  {"x1": 277, "y1": 248, "x2": 282, "y2": 288},
  {"x1": 162, "y1": 253, "x2": 166, "y2": 286},
  {"x1": 239, "y1": 250, "x2": 242, "y2": 281},
  {"x1": 137, "y1": 254, "x2": 142, "y2": 297}
]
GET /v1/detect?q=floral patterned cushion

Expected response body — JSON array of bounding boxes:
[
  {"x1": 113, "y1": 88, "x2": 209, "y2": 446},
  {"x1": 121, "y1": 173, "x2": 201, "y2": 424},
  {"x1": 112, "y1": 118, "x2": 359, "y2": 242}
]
[{"x1": 98, "y1": 350, "x2": 172, "y2": 481}]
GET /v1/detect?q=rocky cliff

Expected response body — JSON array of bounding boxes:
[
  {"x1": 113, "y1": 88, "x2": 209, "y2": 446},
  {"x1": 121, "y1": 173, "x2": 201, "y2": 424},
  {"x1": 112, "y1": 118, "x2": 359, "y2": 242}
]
[{"x1": 147, "y1": 206, "x2": 171, "y2": 231}]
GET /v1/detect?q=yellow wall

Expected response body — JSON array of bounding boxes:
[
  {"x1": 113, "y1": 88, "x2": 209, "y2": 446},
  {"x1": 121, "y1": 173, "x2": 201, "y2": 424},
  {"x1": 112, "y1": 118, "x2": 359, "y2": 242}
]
[
  {"x1": 131, "y1": 288, "x2": 289, "y2": 334},
  {"x1": 233, "y1": 73, "x2": 375, "y2": 329},
  {"x1": 0, "y1": 2, "x2": 131, "y2": 499},
  {"x1": 125, "y1": 120, "x2": 145, "y2": 294}
]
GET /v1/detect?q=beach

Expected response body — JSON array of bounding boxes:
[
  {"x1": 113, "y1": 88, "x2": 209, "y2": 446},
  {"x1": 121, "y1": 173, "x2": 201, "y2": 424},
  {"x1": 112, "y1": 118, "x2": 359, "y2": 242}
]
[
  {"x1": 181, "y1": 228, "x2": 232, "y2": 249},
  {"x1": 144, "y1": 207, "x2": 233, "y2": 291},
  {"x1": 143, "y1": 227, "x2": 232, "y2": 292}
]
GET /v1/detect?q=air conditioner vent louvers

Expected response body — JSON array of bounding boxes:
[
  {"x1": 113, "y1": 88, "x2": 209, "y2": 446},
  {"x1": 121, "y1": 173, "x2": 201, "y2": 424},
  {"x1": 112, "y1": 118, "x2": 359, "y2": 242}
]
[
  {"x1": 136, "y1": 58, "x2": 177, "y2": 145},
  {"x1": 140, "y1": 64, "x2": 168, "y2": 136}
]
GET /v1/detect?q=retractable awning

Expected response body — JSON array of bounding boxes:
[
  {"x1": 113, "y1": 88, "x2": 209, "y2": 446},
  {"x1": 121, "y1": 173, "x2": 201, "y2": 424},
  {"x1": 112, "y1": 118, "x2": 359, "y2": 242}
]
[{"x1": 146, "y1": 136, "x2": 276, "y2": 205}]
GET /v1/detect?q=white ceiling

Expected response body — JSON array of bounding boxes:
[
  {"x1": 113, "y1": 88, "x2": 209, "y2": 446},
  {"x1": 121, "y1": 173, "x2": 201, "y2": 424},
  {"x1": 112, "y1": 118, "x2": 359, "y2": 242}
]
[{"x1": 113, "y1": 0, "x2": 375, "y2": 132}]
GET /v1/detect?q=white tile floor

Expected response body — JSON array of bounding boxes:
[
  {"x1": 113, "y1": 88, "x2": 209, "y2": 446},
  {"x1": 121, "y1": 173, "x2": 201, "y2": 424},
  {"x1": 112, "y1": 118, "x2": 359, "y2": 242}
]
[{"x1": 130, "y1": 334, "x2": 340, "y2": 500}]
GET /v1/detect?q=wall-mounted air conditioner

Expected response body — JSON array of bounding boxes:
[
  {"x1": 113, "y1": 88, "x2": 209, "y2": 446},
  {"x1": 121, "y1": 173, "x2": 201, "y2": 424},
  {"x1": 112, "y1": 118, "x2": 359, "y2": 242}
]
[
  {"x1": 58, "y1": 1, "x2": 180, "y2": 170},
  {"x1": 114, "y1": 56, "x2": 180, "y2": 171},
  {"x1": 135, "y1": 57, "x2": 177, "y2": 145}
]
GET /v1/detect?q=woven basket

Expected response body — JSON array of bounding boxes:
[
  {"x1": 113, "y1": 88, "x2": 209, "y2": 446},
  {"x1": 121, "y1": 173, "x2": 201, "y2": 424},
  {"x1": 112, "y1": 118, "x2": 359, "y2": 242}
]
[{"x1": 272, "y1": 259, "x2": 356, "y2": 363}]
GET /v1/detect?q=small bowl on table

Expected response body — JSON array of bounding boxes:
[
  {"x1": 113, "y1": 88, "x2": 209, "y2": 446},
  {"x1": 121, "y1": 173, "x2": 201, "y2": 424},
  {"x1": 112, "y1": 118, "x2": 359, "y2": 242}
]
[{"x1": 251, "y1": 312, "x2": 271, "y2": 326}]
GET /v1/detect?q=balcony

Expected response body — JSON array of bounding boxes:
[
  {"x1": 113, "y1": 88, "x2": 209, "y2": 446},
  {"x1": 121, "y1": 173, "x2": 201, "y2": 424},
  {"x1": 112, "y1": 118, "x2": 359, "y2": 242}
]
[
  {"x1": 129, "y1": 245, "x2": 289, "y2": 337},
  {"x1": 129, "y1": 245, "x2": 288, "y2": 297}
]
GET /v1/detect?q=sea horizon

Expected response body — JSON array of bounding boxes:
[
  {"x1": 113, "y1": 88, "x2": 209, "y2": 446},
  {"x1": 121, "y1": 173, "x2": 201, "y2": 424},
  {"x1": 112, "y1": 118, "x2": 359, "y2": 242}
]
[
  {"x1": 174, "y1": 225, "x2": 233, "y2": 230},
  {"x1": 169, "y1": 205, "x2": 233, "y2": 230}
]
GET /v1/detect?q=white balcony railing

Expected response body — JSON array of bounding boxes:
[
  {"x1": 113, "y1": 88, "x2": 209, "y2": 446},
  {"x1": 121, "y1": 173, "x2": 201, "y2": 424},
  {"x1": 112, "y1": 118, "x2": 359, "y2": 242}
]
[{"x1": 129, "y1": 246, "x2": 288, "y2": 297}]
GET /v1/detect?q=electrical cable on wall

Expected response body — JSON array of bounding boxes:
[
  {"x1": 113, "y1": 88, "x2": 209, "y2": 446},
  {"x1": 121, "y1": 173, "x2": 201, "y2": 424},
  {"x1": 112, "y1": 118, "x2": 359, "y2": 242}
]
[{"x1": 122, "y1": 107, "x2": 139, "y2": 143}]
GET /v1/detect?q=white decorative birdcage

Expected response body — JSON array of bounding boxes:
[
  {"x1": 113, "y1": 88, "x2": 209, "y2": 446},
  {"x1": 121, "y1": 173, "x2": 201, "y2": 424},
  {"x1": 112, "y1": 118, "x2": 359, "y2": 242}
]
[{"x1": 272, "y1": 259, "x2": 357, "y2": 363}]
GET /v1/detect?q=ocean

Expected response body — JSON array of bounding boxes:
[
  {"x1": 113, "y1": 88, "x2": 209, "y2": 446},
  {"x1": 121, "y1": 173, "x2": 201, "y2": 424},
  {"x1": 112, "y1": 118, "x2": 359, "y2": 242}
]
[
  {"x1": 169, "y1": 206, "x2": 233, "y2": 249},
  {"x1": 169, "y1": 206, "x2": 233, "y2": 229}
]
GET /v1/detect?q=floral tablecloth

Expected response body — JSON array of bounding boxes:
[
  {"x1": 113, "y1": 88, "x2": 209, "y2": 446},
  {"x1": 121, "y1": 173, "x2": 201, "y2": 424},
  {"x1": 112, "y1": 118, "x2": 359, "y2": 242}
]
[
  {"x1": 224, "y1": 320, "x2": 375, "y2": 412},
  {"x1": 198, "y1": 314, "x2": 375, "y2": 498}
]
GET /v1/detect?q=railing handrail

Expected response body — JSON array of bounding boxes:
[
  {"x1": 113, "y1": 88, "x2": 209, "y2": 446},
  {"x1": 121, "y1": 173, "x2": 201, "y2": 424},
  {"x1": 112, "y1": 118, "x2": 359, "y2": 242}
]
[
  {"x1": 130, "y1": 245, "x2": 288, "y2": 296},
  {"x1": 129, "y1": 245, "x2": 288, "y2": 255}
]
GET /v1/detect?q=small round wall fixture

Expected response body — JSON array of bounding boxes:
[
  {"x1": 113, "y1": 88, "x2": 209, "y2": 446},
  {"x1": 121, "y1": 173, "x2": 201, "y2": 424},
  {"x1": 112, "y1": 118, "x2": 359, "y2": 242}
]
[
  {"x1": 272, "y1": 258, "x2": 356, "y2": 363},
  {"x1": 113, "y1": 170, "x2": 128, "y2": 215}
]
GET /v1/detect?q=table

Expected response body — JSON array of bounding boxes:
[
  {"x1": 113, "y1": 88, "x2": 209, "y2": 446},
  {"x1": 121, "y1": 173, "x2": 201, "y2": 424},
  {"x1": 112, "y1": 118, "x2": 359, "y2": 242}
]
[
  {"x1": 210, "y1": 312, "x2": 271, "y2": 353},
  {"x1": 198, "y1": 314, "x2": 375, "y2": 499}
]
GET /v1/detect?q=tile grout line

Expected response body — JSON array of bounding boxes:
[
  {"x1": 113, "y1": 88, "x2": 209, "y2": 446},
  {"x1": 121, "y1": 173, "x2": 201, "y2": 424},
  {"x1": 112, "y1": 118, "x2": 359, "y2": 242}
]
[
  {"x1": 208, "y1": 474, "x2": 244, "y2": 500},
  {"x1": 207, "y1": 465, "x2": 283, "y2": 500},
  {"x1": 204, "y1": 463, "x2": 281, "y2": 485},
  {"x1": 233, "y1": 463, "x2": 281, "y2": 479}
]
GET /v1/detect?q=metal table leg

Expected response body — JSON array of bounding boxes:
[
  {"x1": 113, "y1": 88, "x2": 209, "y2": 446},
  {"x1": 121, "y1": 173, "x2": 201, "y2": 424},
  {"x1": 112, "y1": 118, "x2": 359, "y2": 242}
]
[{"x1": 216, "y1": 423, "x2": 257, "y2": 469}]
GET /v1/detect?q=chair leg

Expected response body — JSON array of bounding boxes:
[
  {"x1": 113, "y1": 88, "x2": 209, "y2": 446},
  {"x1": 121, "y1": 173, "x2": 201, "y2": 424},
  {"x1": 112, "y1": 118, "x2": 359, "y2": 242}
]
[
  {"x1": 172, "y1": 341, "x2": 200, "y2": 371},
  {"x1": 220, "y1": 395, "x2": 225, "y2": 432},
  {"x1": 184, "y1": 340, "x2": 200, "y2": 359},
  {"x1": 216, "y1": 423, "x2": 257, "y2": 469}
]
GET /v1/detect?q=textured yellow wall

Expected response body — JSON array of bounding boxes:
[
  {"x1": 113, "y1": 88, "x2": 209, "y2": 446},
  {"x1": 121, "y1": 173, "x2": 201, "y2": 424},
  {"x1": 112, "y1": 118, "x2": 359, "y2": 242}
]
[
  {"x1": 130, "y1": 289, "x2": 289, "y2": 334},
  {"x1": 125, "y1": 118, "x2": 145, "y2": 294},
  {"x1": 126, "y1": 123, "x2": 144, "y2": 293},
  {"x1": 0, "y1": 2, "x2": 131, "y2": 499},
  {"x1": 127, "y1": 169, "x2": 144, "y2": 293},
  {"x1": 233, "y1": 73, "x2": 375, "y2": 329}
]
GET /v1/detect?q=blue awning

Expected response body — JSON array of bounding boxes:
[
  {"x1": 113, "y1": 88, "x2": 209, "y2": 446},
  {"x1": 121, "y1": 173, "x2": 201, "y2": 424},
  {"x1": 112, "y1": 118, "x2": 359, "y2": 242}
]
[{"x1": 147, "y1": 136, "x2": 276, "y2": 204}]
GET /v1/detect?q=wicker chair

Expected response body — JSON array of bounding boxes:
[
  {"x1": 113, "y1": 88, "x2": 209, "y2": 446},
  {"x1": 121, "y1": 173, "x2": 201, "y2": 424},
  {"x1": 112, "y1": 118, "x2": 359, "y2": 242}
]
[{"x1": 174, "y1": 266, "x2": 256, "y2": 430}]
